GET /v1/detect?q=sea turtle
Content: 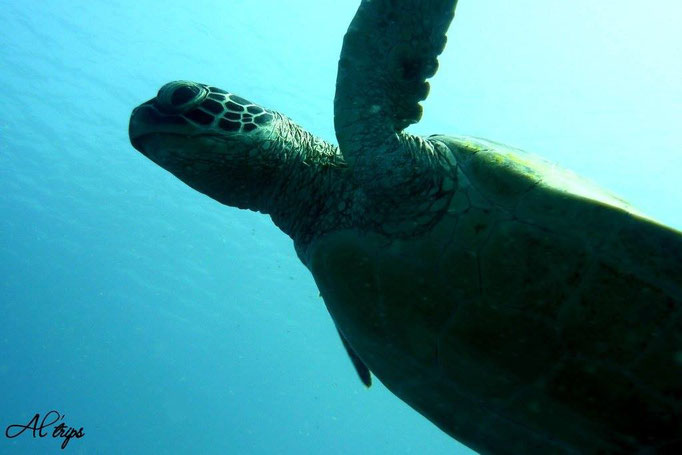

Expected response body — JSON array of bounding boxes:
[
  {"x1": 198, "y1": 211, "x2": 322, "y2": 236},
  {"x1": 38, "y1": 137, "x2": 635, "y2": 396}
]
[{"x1": 128, "y1": 0, "x2": 682, "y2": 453}]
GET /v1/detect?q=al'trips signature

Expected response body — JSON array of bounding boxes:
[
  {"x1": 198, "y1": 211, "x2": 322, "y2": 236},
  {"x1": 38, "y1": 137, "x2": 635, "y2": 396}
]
[{"x1": 5, "y1": 410, "x2": 84, "y2": 449}]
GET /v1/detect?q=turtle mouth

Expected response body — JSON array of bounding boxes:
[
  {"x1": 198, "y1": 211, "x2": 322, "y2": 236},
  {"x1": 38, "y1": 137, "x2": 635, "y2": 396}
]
[
  {"x1": 130, "y1": 132, "x2": 178, "y2": 156},
  {"x1": 129, "y1": 100, "x2": 206, "y2": 155},
  {"x1": 130, "y1": 131, "x2": 232, "y2": 157}
]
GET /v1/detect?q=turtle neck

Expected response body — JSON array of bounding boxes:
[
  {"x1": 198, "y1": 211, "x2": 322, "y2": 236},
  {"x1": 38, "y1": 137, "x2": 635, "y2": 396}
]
[{"x1": 252, "y1": 114, "x2": 353, "y2": 249}]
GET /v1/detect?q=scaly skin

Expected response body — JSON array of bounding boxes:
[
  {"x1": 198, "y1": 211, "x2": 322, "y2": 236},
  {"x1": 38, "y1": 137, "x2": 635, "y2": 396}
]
[{"x1": 129, "y1": 81, "x2": 456, "y2": 257}]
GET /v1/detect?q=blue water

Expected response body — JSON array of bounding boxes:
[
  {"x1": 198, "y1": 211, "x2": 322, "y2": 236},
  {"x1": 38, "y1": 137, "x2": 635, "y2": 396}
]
[{"x1": 1, "y1": 1, "x2": 680, "y2": 453}]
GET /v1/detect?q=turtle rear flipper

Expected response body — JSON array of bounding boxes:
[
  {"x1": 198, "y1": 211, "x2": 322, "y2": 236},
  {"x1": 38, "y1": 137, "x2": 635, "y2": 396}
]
[{"x1": 337, "y1": 328, "x2": 372, "y2": 387}]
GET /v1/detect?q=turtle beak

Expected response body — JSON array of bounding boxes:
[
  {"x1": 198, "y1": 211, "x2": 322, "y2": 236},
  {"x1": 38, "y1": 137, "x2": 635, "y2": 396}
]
[
  {"x1": 128, "y1": 99, "x2": 195, "y2": 156},
  {"x1": 129, "y1": 100, "x2": 156, "y2": 155},
  {"x1": 129, "y1": 81, "x2": 210, "y2": 155}
]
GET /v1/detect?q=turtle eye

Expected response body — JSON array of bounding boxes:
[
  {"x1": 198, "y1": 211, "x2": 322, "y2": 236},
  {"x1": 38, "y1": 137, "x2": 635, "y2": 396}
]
[
  {"x1": 171, "y1": 85, "x2": 201, "y2": 107},
  {"x1": 156, "y1": 81, "x2": 208, "y2": 114}
]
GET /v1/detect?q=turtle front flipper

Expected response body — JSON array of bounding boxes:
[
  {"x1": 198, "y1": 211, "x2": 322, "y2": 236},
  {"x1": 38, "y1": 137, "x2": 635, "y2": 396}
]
[{"x1": 334, "y1": 0, "x2": 457, "y2": 188}]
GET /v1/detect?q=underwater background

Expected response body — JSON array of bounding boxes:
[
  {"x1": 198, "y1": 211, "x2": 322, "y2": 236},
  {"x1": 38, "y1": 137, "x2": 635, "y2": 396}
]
[{"x1": 1, "y1": 1, "x2": 680, "y2": 453}]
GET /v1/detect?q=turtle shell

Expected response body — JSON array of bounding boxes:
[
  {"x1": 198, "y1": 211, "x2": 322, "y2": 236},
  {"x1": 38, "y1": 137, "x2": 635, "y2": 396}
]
[{"x1": 306, "y1": 135, "x2": 682, "y2": 454}]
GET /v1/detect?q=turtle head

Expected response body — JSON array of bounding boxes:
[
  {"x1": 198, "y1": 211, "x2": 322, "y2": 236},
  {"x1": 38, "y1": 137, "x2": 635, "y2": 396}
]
[{"x1": 129, "y1": 80, "x2": 279, "y2": 210}]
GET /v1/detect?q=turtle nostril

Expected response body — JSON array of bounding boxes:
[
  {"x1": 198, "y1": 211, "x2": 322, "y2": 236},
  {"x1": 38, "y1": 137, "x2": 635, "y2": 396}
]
[{"x1": 156, "y1": 81, "x2": 207, "y2": 113}]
